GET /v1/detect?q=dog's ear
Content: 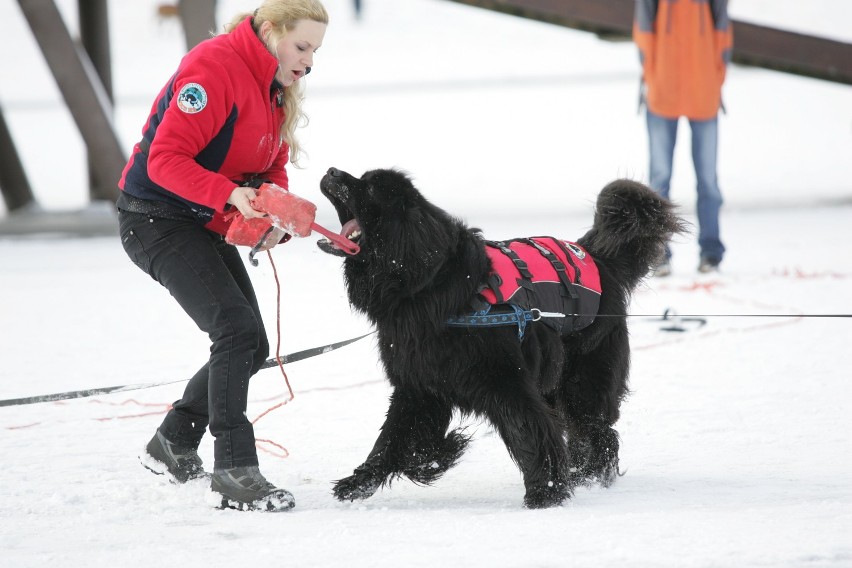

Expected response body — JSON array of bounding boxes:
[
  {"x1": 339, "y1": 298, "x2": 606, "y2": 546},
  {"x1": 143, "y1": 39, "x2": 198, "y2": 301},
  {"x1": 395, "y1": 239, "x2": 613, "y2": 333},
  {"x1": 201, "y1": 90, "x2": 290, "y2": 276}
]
[{"x1": 377, "y1": 204, "x2": 460, "y2": 294}]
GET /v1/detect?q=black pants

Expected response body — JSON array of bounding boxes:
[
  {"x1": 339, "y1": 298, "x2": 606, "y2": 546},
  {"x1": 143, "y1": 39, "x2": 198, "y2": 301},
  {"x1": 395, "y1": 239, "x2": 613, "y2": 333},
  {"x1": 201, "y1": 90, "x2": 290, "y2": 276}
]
[{"x1": 118, "y1": 209, "x2": 269, "y2": 469}]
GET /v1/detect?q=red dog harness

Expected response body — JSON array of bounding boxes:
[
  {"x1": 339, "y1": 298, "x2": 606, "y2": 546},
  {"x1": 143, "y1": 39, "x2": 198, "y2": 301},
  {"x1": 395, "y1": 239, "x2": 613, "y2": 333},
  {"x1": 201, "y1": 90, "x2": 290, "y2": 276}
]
[{"x1": 447, "y1": 237, "x2": 601, "y2": 338}]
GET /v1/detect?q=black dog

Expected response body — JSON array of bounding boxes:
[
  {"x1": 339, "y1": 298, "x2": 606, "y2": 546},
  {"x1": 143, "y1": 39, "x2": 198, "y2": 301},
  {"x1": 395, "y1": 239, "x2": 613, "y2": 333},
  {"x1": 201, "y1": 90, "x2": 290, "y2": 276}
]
[{"x1": 317, "y1": 167, "x2": 684, "y2": 508}]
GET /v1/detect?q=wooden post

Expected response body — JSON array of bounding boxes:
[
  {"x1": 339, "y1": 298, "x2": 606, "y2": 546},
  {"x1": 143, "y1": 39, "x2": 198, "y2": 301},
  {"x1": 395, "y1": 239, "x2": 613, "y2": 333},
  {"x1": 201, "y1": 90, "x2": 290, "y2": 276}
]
[
  {"x1": 79, "y1": 0, "x2": 115, "y2": 202},
  {"x1": 0, "y1": 103, "x2": 36, "y2": 212},
  {"x1": 17, "y1": 0, "x2": 124, "y2": 203},
  {"x1": 178, "y1": 0, "x2": 218, "y2": 50}
]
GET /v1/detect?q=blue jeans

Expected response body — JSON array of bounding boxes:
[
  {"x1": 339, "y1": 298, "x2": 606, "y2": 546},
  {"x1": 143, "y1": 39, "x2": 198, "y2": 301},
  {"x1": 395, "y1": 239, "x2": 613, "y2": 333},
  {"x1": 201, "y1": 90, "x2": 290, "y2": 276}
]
[
  {"x1": 118, "y1": 208, "x2": 269, "y2": 469},
  {"x1": 647, "y1": 110, "x2": 725, "y2": 261}
]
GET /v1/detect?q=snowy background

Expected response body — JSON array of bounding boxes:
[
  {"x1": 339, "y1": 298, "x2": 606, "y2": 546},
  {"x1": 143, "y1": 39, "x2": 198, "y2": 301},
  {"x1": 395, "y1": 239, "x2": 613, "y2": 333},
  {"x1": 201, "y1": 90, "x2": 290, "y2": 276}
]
[{"x1": 1, "y1": 0, "x2": 851, "y2": 566}]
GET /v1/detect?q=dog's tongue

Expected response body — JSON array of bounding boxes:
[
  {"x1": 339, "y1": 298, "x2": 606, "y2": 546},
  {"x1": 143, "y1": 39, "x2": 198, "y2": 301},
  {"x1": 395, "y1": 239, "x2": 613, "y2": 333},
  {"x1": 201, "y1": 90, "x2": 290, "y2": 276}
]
[
  {"x1": 312, "y1": 221, "x2": 360, "y2": 255},
  {"x1": 337, "y1": 219, "x2": 361, "y2": 249}
]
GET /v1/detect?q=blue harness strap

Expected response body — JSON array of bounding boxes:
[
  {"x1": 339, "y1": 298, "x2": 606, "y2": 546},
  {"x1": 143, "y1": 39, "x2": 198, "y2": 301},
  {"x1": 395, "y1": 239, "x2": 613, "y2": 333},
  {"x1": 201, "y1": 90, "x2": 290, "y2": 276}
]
[{"x1": 446, "y1": 304, "x2": 539, "y2": 340}]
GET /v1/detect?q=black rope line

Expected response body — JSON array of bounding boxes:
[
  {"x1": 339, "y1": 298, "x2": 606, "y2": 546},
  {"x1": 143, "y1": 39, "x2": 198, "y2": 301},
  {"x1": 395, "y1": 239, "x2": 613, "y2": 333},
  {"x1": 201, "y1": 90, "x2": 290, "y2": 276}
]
[
  {"x1": 2, "y1": 311, "x2": 849, "y2": 409},
  {"x1": 0, "y1": 332, "x2": 375, "y2": 408},
  {"x1": 610, "y1": 313, "x2": 851, "y2": 318}
]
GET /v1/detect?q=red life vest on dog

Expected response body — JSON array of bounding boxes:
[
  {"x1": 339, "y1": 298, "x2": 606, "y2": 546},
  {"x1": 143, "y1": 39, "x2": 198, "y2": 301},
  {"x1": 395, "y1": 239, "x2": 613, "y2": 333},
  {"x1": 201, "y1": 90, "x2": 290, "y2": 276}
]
[{"x1": 478, "y1": 237, "x2": 602, "y2": 334}]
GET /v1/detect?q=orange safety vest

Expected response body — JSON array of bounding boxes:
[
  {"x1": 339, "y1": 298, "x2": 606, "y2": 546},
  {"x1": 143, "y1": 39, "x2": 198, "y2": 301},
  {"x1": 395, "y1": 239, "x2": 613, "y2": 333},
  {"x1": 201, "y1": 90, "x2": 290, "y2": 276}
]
[{"x1": 633, "y1": 0, "x2": 733, "y2": 120}]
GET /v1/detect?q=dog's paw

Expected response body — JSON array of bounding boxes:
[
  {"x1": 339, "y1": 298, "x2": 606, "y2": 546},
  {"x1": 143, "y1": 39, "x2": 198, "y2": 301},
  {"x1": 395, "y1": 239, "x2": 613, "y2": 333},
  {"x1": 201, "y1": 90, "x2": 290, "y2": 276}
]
[
  {"x1": 404, "y1": 429, "x2": 471, "y2": 485},
  {"x1": 586, "y1": 439, "x2": 621, "y2": 488},
  {"x1": 332, "y1": 473, "x2": 382, "y2": 502},
  {"x1": 593, "y1": 457, "x2": 621, "y2": 488},
  {"x1": 568, "y1": 426, "x2": 621, "y2": 488},
  {"x1": 523, "y1": 481, "x2": 571, "y2": 509},
  {"x1": 404, "y1": 459, "x2": 446, "y2": 485}
]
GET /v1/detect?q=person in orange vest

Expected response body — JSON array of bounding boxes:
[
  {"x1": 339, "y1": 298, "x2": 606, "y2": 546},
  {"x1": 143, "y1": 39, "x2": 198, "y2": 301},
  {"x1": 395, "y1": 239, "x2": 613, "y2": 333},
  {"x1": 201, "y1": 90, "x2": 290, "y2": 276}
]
[{"x1": 634, "y1": 0, "x2": 733, "y2": 275}]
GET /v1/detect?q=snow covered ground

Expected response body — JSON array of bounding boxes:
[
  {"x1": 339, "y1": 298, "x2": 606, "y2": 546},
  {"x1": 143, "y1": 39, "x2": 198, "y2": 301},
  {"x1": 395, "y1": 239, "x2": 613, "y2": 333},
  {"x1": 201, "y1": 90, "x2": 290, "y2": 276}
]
[{"x1": 1, "y1": 1, "x2": 851, "y2": 566}]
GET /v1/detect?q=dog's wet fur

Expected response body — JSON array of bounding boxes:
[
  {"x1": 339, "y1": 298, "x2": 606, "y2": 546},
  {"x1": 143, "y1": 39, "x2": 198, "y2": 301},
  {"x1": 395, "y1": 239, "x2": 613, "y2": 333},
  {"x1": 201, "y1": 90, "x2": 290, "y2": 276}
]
[{"x1": 318, "y1": 167, "x2": 685, "y2": 508}]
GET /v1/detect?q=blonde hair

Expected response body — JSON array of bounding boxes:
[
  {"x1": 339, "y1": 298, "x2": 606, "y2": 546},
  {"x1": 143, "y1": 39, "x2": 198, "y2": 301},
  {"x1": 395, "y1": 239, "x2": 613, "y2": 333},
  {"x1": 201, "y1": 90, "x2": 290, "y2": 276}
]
[{"x1": 224, "y1": 0, "x2": 329, "y2": 167}]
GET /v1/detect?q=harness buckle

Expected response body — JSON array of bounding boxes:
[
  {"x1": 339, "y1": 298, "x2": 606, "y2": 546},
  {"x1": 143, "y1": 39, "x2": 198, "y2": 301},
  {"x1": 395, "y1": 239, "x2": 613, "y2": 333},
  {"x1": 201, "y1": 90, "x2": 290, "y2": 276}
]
[{"x1": 533, "y1": 310, "x2": 567, "y2": 320}]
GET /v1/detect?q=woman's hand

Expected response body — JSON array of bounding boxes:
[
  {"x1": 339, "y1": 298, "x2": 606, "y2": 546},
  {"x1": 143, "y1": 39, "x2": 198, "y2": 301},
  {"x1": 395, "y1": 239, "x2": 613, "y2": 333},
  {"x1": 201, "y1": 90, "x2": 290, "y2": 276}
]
[{"x1": 227, "y1": 186, "x2": 266, "y2": 219}]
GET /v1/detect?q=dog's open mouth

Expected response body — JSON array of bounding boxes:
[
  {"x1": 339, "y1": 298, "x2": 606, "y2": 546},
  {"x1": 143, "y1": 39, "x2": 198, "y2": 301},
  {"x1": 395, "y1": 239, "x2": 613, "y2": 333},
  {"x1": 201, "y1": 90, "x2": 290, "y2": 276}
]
[
  {"x1": 340, "y1": 218, "x2": 362, "y2": 243},
  {"x1": 318, "y1": 217, "x2": 362, "y2": 256},
  {"x1": 318, "y1": 168, "x2": 365, "y2": 256}
]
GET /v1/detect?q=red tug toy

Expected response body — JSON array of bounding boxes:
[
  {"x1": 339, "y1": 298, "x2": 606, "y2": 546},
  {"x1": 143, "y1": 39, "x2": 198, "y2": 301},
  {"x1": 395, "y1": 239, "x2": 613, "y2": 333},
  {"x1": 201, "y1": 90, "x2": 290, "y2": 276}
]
[{"x1": 226, "y1": 183, "x2": 359, "y2": 264}]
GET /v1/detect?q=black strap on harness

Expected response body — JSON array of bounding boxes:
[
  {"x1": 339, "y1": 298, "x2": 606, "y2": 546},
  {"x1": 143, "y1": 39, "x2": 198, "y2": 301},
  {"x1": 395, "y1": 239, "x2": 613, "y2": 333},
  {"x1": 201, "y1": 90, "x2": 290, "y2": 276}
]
[
  {"x1": 535, "y1": 236, "x2": 583, "y2": 284},
  {"x1": 521, "y1": 239, "x2": 579, "y2": 299},
  {"x1": 521, "y1": 238, "x2": 580, "y2": 321},
  {"x1": 485, "y1": 240, "x2": 536, "y2": 303}
]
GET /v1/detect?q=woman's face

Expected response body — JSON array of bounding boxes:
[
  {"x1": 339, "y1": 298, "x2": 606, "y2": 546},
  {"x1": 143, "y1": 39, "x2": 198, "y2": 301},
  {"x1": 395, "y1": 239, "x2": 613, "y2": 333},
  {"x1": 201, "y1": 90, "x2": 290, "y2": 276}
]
[{"x1": 262, "y1": 19, "x2": 327, "y2": 87}]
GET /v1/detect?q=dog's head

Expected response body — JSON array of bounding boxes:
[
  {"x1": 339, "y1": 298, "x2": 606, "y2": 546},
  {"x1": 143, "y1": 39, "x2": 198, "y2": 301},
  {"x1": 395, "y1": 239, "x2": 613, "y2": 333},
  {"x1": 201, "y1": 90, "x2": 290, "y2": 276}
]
[
  {"x1": 317, "y1": 167, "x2": 439, "y2": 258},
  {"x1": 317, "y1": 167, "x2": 477, "y2": 308}
]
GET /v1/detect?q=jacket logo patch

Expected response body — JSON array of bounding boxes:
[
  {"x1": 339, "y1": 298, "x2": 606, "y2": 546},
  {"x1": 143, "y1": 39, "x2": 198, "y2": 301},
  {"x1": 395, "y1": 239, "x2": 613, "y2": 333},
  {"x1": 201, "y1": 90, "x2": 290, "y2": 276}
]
[{"x1": 177, "y1": 83, "x2": 207, "y2": 114}]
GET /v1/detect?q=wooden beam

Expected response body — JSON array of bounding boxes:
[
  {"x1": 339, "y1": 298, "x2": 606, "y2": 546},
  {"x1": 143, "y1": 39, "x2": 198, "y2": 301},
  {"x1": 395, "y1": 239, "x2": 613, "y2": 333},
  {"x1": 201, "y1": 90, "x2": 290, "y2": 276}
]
[
  {"x1": 178, "y1": 0, "x2": 218, "y2": 50},
  {"x1": 17, "y1": 0, "x2": 125, "y2": 202},
  {"x1": 733, "y1": 21, "x2": 852, "y2": 85},
  {"x1": 79, "y1": 0, "x2": 115, "y2": 201},
  {"x1": 0, "y1": 103, "x2": 36, "y2": 212},
  {"x1": 445, "y1": 0, "x2": 852, "y2": 85}
]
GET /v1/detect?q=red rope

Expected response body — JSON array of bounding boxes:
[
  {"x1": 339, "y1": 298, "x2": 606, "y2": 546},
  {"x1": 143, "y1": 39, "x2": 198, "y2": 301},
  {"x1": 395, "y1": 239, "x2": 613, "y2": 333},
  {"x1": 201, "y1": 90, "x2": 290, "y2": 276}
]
[
  {"x1": 247, "y1": 251, "x2": 296, "y2": 456},
  {"x1": 255, "y1": 438, "x2": 290, "y2": 458},
  {"x1": 266, "y1": 249, "x2": 294, "y2": 403}
]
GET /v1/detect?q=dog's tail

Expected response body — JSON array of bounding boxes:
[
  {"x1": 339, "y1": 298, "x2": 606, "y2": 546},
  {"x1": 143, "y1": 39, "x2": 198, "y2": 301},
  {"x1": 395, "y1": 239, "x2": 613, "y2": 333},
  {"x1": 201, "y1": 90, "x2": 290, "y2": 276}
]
[{"x1": 578, "y1": 179, "x2": 687, "y2": 280}]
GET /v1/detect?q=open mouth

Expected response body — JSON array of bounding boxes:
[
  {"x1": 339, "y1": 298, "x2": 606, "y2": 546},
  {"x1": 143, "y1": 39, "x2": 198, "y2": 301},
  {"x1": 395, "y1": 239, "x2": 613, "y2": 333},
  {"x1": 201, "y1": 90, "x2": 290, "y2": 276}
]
[
  {"x1": 318, "y1": 169, "x2": 365, "y2": 256},
  {"x1": 317, "y1": 216, "x2": 361, "y2": 256},
  {"x1": 318, "y1": 190, "x2": 363, "y2": 256},
  {"x1": 340, "y1": 218, "x2": 362, "y2": 244}
]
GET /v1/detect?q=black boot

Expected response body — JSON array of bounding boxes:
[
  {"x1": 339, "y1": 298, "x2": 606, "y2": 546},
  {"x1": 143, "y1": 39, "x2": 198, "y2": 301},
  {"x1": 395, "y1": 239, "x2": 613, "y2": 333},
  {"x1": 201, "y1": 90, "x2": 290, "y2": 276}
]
[
  {"x1": 141, "y1": 429, "x2": 208, "y2": 483},
  {"x1": 211, "y1": 466, "x2": 295, "y2": 512}
]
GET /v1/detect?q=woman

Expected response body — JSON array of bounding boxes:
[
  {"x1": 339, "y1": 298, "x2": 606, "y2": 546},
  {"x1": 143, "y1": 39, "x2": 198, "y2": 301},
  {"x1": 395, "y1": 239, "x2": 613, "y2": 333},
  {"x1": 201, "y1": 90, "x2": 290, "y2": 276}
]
[{"x1": 117, "y1": 0, "x2": 328, "y2": 512}]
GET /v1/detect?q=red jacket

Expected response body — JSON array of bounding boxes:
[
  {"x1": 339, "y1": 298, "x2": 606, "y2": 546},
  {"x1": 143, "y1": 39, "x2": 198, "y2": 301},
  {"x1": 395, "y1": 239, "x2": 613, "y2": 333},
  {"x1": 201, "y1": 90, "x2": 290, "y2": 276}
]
[
  {"x1": 119, "y1": 17, "x2": 289, "y2": 235},
  {"x1": 633, "y1": 0, "x2": 733, "y2": 120}
]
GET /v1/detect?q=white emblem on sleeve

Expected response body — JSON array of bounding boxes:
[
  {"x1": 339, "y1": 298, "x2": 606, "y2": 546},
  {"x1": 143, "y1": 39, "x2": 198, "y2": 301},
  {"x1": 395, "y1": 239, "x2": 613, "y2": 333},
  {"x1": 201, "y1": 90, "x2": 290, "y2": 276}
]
[{"x1": 177, "y1": 83, "x2": 208, "y2": 114}]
